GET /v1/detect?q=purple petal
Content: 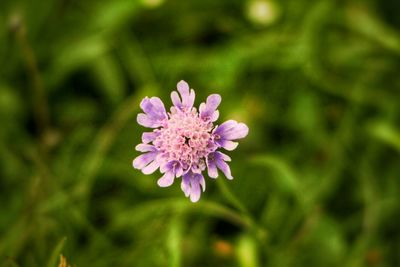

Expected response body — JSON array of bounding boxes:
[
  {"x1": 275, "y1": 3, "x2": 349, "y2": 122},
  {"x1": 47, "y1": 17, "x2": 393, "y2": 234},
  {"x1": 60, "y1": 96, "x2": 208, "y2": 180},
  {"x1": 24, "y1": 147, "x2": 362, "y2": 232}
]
[
  {"x1": 200, "y1": 94, "x2": 221, "y2": 121},
  {"x1": 137, "y1": 97, "x2": 167, "y2": 128},
  {"x1": 208, "y1": 151, "x2": 233, "y2": 180},
  {"x1": 142, "y1": 132, "x2": 158, "y2": 144},
  {"x1": 210, "y1": 110, "x2": 219, "y2": 122},
  {"x1": 218, "y1": 140, "x2": 238, "y2": 151},
  {"x1": 137, "y1": 113, "x2": 158, "y2": 128},
  {"x1": 177, "y1": 80, "x2": 189, "y2": 98},
  {"x1": 186, "y1": 89, "x2": 195, "y2": 108},
  {"x1": 132, "y1": 151, "x2": 157, "y2": 169},
  {"x1": 149, "y1": 97, "x2": 166, "y2": 114},
  {"x1": 142, "y1": 160, "x2": 160, "y2": 174},
  {"x1": 171, "y1": 91, "x2": 181, "y2": 108},
  {"x1": 190, "y1": 163, "x2": 202, "y2": 174},
  {"x1": 181, "y1": 175, "x2": 190, "y2": 197},
  {"x1": 135, "y1": 144, "x2": 156, "y2": 152},
  {"x1": 160, "y1": 162, "x2": 170, "y2": 173},
  {"x1": 178, "y1": 81, "x2": 195, "y2": 108},
  {"x1": 181, "y1": 172, "x2": 205, "y2": 202},
  {"x1": 216, "y1": 161, "x2": 232, "y2": 180},
  {"x1": 171, "y1": 80, "x2": 195, "y2": 110},
  {"x1": 206, "y1": 156, "x2": 218, "y2": 178},
  {"x1": 189, "y1": 181, "x2": 200, "y2": 202},
  {"x1": 157, "y1": 171, "x2": 175, "y2": 187},
  {"x1": 190, "y1": 173, "x2": 205, "y2": 202},
  {"x1": 175, "y1": 164, "x2": 183, "y2": 177},
  {"x1": 198, "y1": 174, "x2": 206, "y2": 192},
  {"x1": 140, "y1": 97, "x2": 166, "y2": 119},
  {"x1": 219, "y1": 151, "x2": 231, "y2": 162},
  {"x1": 214, "y1": 120, "x2": 249, "y2": 140},
  {"x1": 160, "y1": 160, "x2": 183, "y2": 177}
]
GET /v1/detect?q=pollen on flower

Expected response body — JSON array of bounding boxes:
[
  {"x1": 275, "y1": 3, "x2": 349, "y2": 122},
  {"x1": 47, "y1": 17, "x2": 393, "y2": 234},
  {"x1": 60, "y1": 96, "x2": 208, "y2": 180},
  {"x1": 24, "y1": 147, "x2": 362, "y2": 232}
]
[
  {"x1": 133, "y1": 80, "x2": 248, "y2": 202},
  {"x1": 154, "y1": 106, "x2": 213, "y2": 170}
]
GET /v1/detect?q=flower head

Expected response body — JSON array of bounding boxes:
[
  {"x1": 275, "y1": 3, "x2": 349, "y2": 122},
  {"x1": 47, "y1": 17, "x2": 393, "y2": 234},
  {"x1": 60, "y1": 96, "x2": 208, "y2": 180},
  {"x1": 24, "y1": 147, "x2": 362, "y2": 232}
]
[{"x1": 133, "y1": 80, "x2": 249, "y2": 202}]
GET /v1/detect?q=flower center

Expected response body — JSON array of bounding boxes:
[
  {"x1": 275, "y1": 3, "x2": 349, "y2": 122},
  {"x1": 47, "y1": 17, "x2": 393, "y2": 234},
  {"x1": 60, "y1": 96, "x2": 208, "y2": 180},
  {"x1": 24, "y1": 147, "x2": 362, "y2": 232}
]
[{"x1": 153, "y1": 107, "x2": 214, "y2": 169}]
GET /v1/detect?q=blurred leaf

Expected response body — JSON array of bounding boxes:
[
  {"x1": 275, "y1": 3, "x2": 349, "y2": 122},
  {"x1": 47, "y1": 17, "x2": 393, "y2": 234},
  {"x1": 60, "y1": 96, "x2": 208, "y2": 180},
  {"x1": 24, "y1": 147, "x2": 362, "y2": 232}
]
[
  {"x1": 113, "y1": 199, "x2": 252, "y2": 229},
  {"x1": 167, "y1": 216, "x2": 183, "y2": 267},
  {"x1": 92, "y1": 54, "x2": 126, "y2": 105},
  {"x1": 368, "y1": 121, "x2": 400, "y2": 152},
  {"x1": 0, "y1": 84, "x2": 22, "y2": 117},
  {"x1": 48, "y1": 36, "x2": 109, "y2": 87},
  {"x1": 346, "y1": 4, "x2": 400, "y2": 54},
  {"x1": 2, "y1": 259, "x2": 20, "y2": 267},
  {"x1": 91, "y1": 1, "x2": 141, "y2": 31},
  {"x1": 251, "y1": 154, "x2": 302, "y2": 200},
  {"x1": 46, "y1": 237, "x2": 66, "y2": 267},
  {"x1": 236, "y1": 234, "x2": 260, "y2": 267}
]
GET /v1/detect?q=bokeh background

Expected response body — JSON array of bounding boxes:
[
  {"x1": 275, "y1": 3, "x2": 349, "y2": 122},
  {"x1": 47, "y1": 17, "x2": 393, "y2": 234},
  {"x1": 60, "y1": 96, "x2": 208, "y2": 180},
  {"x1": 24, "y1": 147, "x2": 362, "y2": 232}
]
[{"x1": 1, "y1": 0, "x2": 400, "y2": 266}]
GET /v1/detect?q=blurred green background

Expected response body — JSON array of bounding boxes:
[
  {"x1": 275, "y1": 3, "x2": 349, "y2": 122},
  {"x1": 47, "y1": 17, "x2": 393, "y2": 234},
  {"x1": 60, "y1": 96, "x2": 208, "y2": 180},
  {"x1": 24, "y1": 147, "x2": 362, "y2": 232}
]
[{"x1": 1, "y1": 0, "x2": 400, "y2": 266}]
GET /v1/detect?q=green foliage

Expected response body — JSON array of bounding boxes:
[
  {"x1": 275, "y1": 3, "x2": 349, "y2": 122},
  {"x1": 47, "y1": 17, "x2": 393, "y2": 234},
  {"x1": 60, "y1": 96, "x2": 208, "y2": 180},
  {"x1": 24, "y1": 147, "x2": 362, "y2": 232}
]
[{"x1": 1, "y1": 0, "x2": 399, "y2": 266}]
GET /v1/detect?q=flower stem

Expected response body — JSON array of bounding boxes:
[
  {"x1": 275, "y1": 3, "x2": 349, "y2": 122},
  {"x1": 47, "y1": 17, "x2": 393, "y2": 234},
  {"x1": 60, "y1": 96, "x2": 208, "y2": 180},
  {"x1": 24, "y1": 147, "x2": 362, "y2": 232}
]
[{"x1": 12, "y1": 14, "x2": 50, "y2": 141}]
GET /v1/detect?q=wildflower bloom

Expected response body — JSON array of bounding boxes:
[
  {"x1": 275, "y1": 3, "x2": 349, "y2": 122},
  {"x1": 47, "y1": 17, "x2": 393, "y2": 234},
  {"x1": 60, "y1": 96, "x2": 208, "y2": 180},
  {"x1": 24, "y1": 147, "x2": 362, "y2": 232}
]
[{"x1": 133, "y1": 81, "x2": 249, "y2": 202}]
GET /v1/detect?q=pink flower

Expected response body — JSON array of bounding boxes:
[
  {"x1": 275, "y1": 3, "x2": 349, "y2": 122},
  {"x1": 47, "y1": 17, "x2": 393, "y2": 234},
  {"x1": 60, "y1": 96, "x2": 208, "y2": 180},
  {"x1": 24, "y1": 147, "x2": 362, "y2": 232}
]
[{"x1": 133, "y1": 80, "x2": 249, "y2": 202}]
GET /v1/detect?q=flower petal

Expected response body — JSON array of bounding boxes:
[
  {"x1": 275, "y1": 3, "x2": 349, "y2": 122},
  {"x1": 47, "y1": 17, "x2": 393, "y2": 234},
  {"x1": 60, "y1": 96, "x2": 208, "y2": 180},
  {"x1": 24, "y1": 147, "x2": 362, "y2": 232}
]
[
  {"x1": 210, "y1": 110, "x2": 219, "y2": 122},
  {"x1": 218, "y1": 140, "x2": 238, "y2": 151},
  {"x1": 157, "y1": 171, "x2": 175, "y2": 187},
  {"x1": 140, "y1": 97, "x2": 166, "y2": 119},
  {"x1": 200, "y1": 94, "x2": 221, "y2": 121},
  {"x1": 149, "y1": 97, "x2": 166, "y2": 114},
  {"x1": 137, "y1": 113, "x2": 158, "y2": 128},
  {"x1": 171, "y1": 91, "x2": 181, "y2": 108},
  {"x1": 208, "y1": 151, "x2": 233, "y2": 180},
  {"x1": 206, "y1": 156, "x2": 218, "y2": 178},
  {"x1": 142, "y1": 160, "x2": 160, "y2": 174},
  {"x1": 214, "y1": 120, "x2": 249, "y2": 140},
  {"x1": 135, "y1": 144, "x2": 156, "y2": 152},
  {"x1": 216, "y1": 160, "x2": 233, "y2": 180},
  {"x1": 160, "y1": 160, "x2": 183, "y2": 177},
  {"x1": 181, "y1": 172, "x2": 205, "y2": 202},
  {"x1": 177, "y1": 80, "x2": 189, "y2": 97},
  {"x1": 132, "y1": 151, "x2": 157, "y2": 169},
  {"x1": 181, "y1": 174, "x2": 191, "y2": 197},
  {"x1": 142, "y1": 132, "x2": 158, "y2": 144},
  {"x1": 171, "y1": 80, "x2": 195, "y2": 110},
  {"x1": 189, "y1": 181, "x2": 201, "y2": 202},
  {"x1": 137, "y1": 97, "x2": 167, "y2": 128},
  {"x1": 198, "y1": 174, "x2": 206, "y2": 192},
  {"x1": 175, "y1": 164, "x2": 183, "y2": 177}
]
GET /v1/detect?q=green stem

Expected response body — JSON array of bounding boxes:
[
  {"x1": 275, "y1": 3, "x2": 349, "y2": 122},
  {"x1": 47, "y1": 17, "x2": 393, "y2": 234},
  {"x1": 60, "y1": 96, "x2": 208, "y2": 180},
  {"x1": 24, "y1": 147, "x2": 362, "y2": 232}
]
[
  {"x1": 216, "y1": 178, "x2": 268, "y2": 243},
  {"x1": 13, "y1": 14, "x2": 50, "y2": 141}
]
